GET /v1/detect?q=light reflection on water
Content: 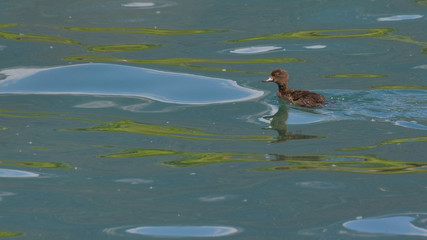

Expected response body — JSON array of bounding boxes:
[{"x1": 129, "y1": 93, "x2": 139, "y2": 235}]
[
  {"x1": 343, "y1": 215, "x2": 427, "y2": 237},
  {"x1": 0, "y1": 168, "x2": 39, "y2": 178},
  {"x1": 377, "y1": 14, "x2": 424, "y2": 21},
  {"x1": 126, "y1": 226, "x2": 240, "y2": 237},
  {"x1": 300, "y1": 213, "x2": 427, "y2": 238},
  {"x1": 0, "y1": 63, "x2": 263, "y2": 104}
]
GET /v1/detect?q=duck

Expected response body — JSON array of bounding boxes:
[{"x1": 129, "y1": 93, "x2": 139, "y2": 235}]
[{"x1": 263, "y1": 68, "x2": 327, "y2": 107}]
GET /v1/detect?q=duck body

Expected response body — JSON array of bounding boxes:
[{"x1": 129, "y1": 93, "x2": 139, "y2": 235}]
[{"x1": 263, "y1": 69, "x2": 326, "y2": 108}]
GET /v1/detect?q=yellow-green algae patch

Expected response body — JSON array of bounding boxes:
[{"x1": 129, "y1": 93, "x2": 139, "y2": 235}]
[
  {"x1": 415, "y1": 0, "x2": 427, "y2": 5},
  {"x1": 0, "y1": 160, "x2": 71, "y2": 169},
  {"x1": 255, "y1": 154, "x2": 427, "y2": 174},
  {"x1": 338, "y1": 136, "x2": 427, "y2": 151},
  {"x1": 0, "y1": 31, "x2": 79, "y2": 44},
  {"x1": 378, "y1": 32, "x2": 427, "y2": 54},
  {"x1": 0, "y1": 109, "x2": 274, "y2": 141},
  {"x1": 372, "y1": 85, "x2": 427, "y2": 90},
  {"x1": 30, "y1": 146, "x2": 50, "y2": 151},
  {"x1": 102, "y1": 149, "x2": 184, "y2": 158},
  {"x1": 71, "y1": 119, "x2": 275, "y2": 141},
  {"x1": 86, "y1": 43, "x2": 161, "y2": 52},
  {"x1": 325, "y1": 74, "x2": 387, "y2": 78},
  {"x1": 229, "y1": 28, "x2": 394, "y2": 42},
  {"x1": 0, "y1": 231, "x2": 24, "y2": 237},
  {"x1": 182, "y1": 64, "x2": 268, "y2": 74},
  {"x1": 63, "y1": 55, "x2": 304, "y2": 66},
  {"x1": 0, "y1": 24, "x2": 19, "y2": 29},
  {"x1": 0, "y1": 108, "x2": 112, "y2": 123},
  {"x1": 100, "y1": 148, "x2": 427, "y2": 174},
  {"x1": 59, "y1": 26, "x2": 228, "y2": 35},
  {"x1": 101, "y1": 149, "x2": 266, "y2": 167}
]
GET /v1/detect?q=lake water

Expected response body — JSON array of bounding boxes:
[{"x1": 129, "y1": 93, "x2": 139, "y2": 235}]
[{"x1": 0, "y1": 0, "x2": 426, "y2": 239}]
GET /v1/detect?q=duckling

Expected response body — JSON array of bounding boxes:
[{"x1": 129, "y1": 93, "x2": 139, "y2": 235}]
[{"x1": 263, "y1": 68, "x2": 326, "y2": 107}]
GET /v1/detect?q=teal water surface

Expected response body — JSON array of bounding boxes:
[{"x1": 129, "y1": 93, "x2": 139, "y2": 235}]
[{"x1": 0, "y1": 0, "x2": 426, "y2": 239}]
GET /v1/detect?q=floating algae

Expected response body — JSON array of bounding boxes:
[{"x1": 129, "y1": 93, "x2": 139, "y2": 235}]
[
  {"x1": 73, "y1": 119, "x2": 275, "y2": 141},
  {"x1": 63, "y1": 55, "x2": 303, "y2": 65},
  {"x1": 100, "y1": 148, "x2": 427, "y2": 174},
  {"x1": 229, "y1": 28, "x2": 394, "y2": 42},
  {"x1": 338, "y1": 136, "x2": 427, "y2": 151},
  {"x1": 0, "y1": 31, "x2": 79, "y2": 44},
  {"x1": 59, "y1": 26, "x2": 228, "y2": 35},
  {"x1": 85, "y1": 43, "x2": 161, "y2": 52},
  {"x1": 0, "y1": 159, "x2": 71, "y2": 169},
  {"x1": 0, "y1": 231, "x2": 25, "y2": 237},
  {"x1": 62, "y1": 56, "x2": 304, "y2": 72}
]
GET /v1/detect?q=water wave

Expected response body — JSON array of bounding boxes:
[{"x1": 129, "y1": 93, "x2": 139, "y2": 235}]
[{"x1": 262, "y1": 89, "x2": 427, "y2": 130}]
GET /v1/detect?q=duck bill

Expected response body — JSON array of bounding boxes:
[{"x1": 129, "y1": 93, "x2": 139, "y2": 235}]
[{"x1": 262, "y1": 77, "x2": 274, "y2": 82}]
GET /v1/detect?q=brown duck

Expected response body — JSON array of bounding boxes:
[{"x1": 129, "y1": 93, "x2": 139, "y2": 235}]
[{"x1": 263, "y1": 68, "x2": 327, "y2": 107}]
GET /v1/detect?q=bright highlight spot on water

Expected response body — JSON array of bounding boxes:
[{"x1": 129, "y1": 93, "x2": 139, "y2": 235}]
[
  {"x1": 126, "y1": 226, "x2": 240, "y2": 237},
  {"x1": 0, "y1": 63, "x2": 263, "y2": 104},
  {"x1": 303, "y1": 45, "x2": 327, "y2": 49},
  {"x1": 121, "y1": 2, "x2": 155, "y2": 7},
  {"x1": 413, "y1": 64, "x2": 427, "y2": 69},
  {"x1": 74, "y1": 101, "x2": 117, "y2": 108},
  {"x1": 199, "y1": 195, "x2": 232, "y2": 202},
  {"x1": 115, "y1": 178, "x2": 153, "y2": 184},
  {"x1": 229, "y1": 46, "x2": 283, "y2": 54},
  {"x1": 296, "y1": 181, "x2": 344, "y2": 189},
  {"x1": 377, "y1": 15, "x2": 423, "y2": 21},
  {"x1": 0, "y1": 168, "x2": 39, "y2": 178},
  {"x1": 343, "y1": 215, "x2": 427, "y2": 237}
]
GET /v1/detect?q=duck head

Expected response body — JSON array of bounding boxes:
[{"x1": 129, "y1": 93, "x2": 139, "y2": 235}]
[{"x1": 262, "y1": 68, "x2": 289, "y2": 87}]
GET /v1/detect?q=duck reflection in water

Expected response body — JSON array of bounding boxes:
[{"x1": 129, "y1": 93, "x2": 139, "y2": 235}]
[{"x1": 264, "y1": 101, "x2": 320, "y2": 143}]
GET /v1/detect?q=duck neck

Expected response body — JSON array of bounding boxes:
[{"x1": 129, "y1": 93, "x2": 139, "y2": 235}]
[{"x1": 278, "y1": 84, "x2": 289, "y2": 92}]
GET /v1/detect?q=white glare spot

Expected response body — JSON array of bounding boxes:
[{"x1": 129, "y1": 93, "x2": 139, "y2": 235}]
[
  {"x1": 122, "y1": 2, "x2": 155, "y2": 8},
  {"x1": 304, "y1": 45, "x2": 327, "y2": 49},
  {"x1": 378, "y1": 15, "x2": 423, "y2": 21}
]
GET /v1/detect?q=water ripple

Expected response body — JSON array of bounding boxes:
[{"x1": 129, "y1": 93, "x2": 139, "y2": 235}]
[{"x1": 265, "y1": 89, "x2": 427, "y2": 130}]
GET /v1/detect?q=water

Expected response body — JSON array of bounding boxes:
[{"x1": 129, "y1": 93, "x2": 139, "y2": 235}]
[{"x1": 0, "y1": 0, "x2": 426, "y2": 239}]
